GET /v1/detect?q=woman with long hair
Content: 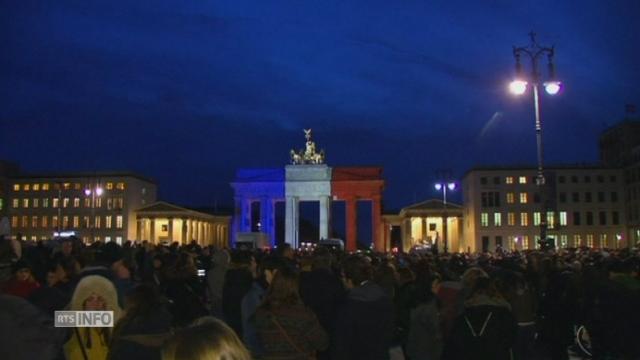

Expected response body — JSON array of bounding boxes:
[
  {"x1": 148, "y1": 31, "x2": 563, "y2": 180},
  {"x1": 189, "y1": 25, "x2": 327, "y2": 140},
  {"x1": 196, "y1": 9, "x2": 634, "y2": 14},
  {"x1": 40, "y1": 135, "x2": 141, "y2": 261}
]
[{"x1": 254, "y1": 267, "x2": 328, "y2": 360}]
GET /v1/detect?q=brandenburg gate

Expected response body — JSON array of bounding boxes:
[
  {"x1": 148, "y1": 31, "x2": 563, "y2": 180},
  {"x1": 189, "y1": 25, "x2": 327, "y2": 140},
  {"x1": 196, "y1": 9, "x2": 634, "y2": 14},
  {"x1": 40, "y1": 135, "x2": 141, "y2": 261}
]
[{"x1": 231, "y1": 129, "x2": 384, "y2": 251}]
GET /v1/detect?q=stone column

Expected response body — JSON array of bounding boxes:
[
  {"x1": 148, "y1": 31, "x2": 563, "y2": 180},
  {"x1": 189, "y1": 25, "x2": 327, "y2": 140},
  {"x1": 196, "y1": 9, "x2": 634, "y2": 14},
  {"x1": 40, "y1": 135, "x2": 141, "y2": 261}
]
[
  {"x1": 242, "y1": 200, "x2": 252, "y2": 232},
  {"x1": 319, "y1": 196, "x2": 330, "y2": 241},
  {"x1": 285, "y1": 196, "x2": 299, "y2": 248},
  {"x1": 421, "y1": 217, "x2": 427, "y2": 242},
  {"x1": 372, "y1": 197, "x2": 382, "y2": 251},
  {"x1": 402, "y1": 218, "x2": 412, "y2": 252},
  {"x1": 260, "y1": 198, "x2": 272, "y2": 243},
  {"x1": 136, "y1": 219, "x2": 142, "y2": 241},
  {"x1": 345, "y1": 198, "x2": 358, "y2": 252},
  {"x1": 181, "y1": 218, "x2": 188, "y2": 244},
  {"x1": 167, "y1": 218, "x2": 174, "y2": 243},
  {"x1": 149, "y1": 218, "x2": 156, "y2": 244}
]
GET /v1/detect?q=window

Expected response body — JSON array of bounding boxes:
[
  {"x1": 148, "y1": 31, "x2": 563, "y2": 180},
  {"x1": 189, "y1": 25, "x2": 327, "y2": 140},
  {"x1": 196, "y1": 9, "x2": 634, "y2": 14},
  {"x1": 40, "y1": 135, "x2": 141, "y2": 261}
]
[
  {"x1": 42, "y1": 183, "x2": 50, "y2": 191},
  {"x1": 533, "y1": 212, "x2": 541, "y2": 226},
  {"x1": 519, "y1": 192, "x2": 528, "y2": 203},
  {"x1": 116, "y1": 215, "x2": 123, "y2": 229},
  {"x1": 107, "y1": 198, "x2": 113, "y2": 210},
  {"x1": 116, "y1": 236, "x2": 123, "y2": 244},
  {"x1": 505, "y1": 176, "x2": 514, "y2": 184},
  {"x1": 84, "y1": 198, "x2": 91, "y2": 208},
  {"x1": 96, "y1": 198, "x2": 102, "y2": 208},
  {"x1": 11, "y1": 216, "x2": 18, "y2": 228},
  {"x1": 506, "y1": 193, "x2": 515, "y2": 204},
  {"x1": 63, "y1": 216, "x2": 69, "y2": 229},
  {"x1": 547, "y1": 212, "x2": 555, "y2": 229},
  {"x1": 559, "y1": 193, "x2": 567, "y2": 203},
  {"x1": 481, "y1": 192, "x2": 501, "y2": 207},
  {"x1": 73, "y1": 216, "x2": 79, "y2": 228},
  {"x1": 611, "y1": 192, "x2": 618, "y2": 202},
  {"x1": 560, "y1": 235, "x2": 568, "y2": 248},
  {"x1": 598, "y1": 192, "x2": 605, "y2": 202},
  {"x1": 573, "y1": 235, "x2": 581, "y2": 247},
  {"x1": 558, "y1": 176, "x2": 566, "y2": 184},
  {"x1": 559, "y1": 212, "x2": 567, "y2": 226},
  {"x1": 573, "y1": 212, "x2": 581, "y2": 226},
  {"x1": 33, "y1": 198, "x2": 39, "y2": 208},
  {"x1": 610, "y1": 175, "x2": 617, "y2": 182},
  {"x1": 74, "y1": 183, "x2": 81, "y2": 190},
  {"x1": 481, "y1": 213, "x2": 489, "y2": 227},
  {"x1": 600, "y1": 234, "x2": 608, "y2": 248},
  {"x1": 63, "y1": 198, "x2": 69, "y2": 208},
  {"x1": 521, "y1": 212, "x2": 529, "y2": 226},
  {"x1": 116, "y1": 182, "x2": 125, "y2": 190},
  {"x1": 585, "y1": 192, "x2": 592, "y2": 203},
  {"x1": 95, "y1": 216, "x2": 101, "y2": 229},
  {"x1": 53, "y1": 198, "x2": 59, "y2": 208},
  {"x1": 22, "y1": 198, "x2": 29, "y2": 208},
  {"x1": 508, "y1": 213, "x2": 515, "y2": 226},
  {"x1": 612, "y1": 211, "x2": 619, "y2": 225},
  {"x1": 43, "y1": 198, "x2": 49, "y2": 208},
  {"x1": 599, "y1": 211, "x2": 606, "y2": 225},
  {"x1": 106, "y1": 182, "x2": 114, "y2": 190},
  {"x1": 597, "y1": 175, "x2": 604, "y2": 183},
  {"x1": 494, "y1": 213, "x2": 502, "y2": 227},
  {"x1": 586, "y1": 212, "x2": 593, "y2": 226},
  {"x1": 23, "y1": 184, "x2": 30, "y2": 191},
  {"x1": 52, "y1": 216, "x2": 58, "y2": 228},
  {"x1": 571, "y1": 175, "x2": 578, "y2": 183},
  {"x1": 493, "y1": 177, "x2": 500, "y2": 185},
  {"x1": 523, "y1": 235, "x2": 530, "y2": 250},
  {"x1": 63, "y1": 183, "x2": 71, "y2": 190},
  {"x1": 106, "y1": 215, "x2": 112, "y2": 229},
  {"x1": 116, "y1": 198, "x2": 123, "y2": 209},
  {"x1": 33, "y1": 184, "x2": 40, "y2": 191},
  {"x1": 519, "y1": 176, "x2": 527, "y2": 184},
  {"x1": 74, "y1": 198, "x2": 80, "y2": 208},
  {"x1": 42, "y1": 216, "x2": 48, "y2": 228},
  {"x1": 587, "y1": 234, "x2": 594, "y2": 248},
  {"x1": 572, "y1": 192, "x2": 580, "y2": 202},
  {"x1": 584, "y1": 175, "x2": 591, "y2": 183},
  {"x1": 12, "y1": 199, "x2": 19, "y2": 208},
  {"x1": 13, "y1": 184, "x2": 19, "y2": 191},
  {"x1": 105, "y1": 237, "x2": 112, "y2": 243},
  {"x1": 21, "y1": 216, "x2": 28, "y2": 228},
  {"x1": 31, "y1": 216, "x2": 38, "y2": 228},
  {"x1": 83, "y1": 216, "x2": 90, "y2": 229}
]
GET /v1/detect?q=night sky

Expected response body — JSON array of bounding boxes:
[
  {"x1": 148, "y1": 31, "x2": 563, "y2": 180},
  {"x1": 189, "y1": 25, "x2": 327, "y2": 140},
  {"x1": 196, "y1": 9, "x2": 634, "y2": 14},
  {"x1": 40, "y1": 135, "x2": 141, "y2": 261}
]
[{"x1": 1, "y1": 1, "x2": 639, "y2": 211}]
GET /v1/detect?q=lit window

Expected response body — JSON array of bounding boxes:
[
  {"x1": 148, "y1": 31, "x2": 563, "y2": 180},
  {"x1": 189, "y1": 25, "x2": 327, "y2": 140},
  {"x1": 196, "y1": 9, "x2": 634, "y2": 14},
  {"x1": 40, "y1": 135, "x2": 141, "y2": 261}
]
[
  {"x1": 83, "y1": 216, "x2": 90, "y2": 229},
  {"x1": 573, "y1": 235, "x2": 581, "y2": 247},
  {"x1": 521, "y1": 213, "x2": 529, "y2": 226},
  {"x1": 560, "y1": 235, "x2": 568, "y2": 248},
  {"x1": 107, "y1": 198, "x2": 113, "y2": 210},
  {"x1": 42, "y1": 183, "x2": 49, "y2": 191},
  {"x1": 11, "y1": 216, "x2": 18, "y2": 228},
  {"x1": 116, "y1": 182, "x2": 125, "y2": 190},
  {"x1": 586, "y1": 234, "x2": 594, "y2": 248},
  {"x1": 13, "y1": 184, "x2": 19, "y2": 191},
  {"x1": 73, "y1": 216, "x2": 79, "y2": 228},
  {"x1": 506, "y1": 193, "x2": 515, "y2": 204},
  {"x1": 22, "y1": 198, "x2": 29, "y2": 208},
  {"x1": 481, "y1": 213, "x2": 489, "y2": 227},
  {"x1": 12, "y1": 199, "x2": 19, "y2": 208},
  {"x1": 116, "y1": 215, "x2": 123, "y2": 229},
  {"x1": 33, "y1": 198, "x2": 39, "y2": 208},
  {"x1": 505, "y1": 177, "x2": 514, "y2": 184},
  {"x1": 519, "y1": 176, "x2": 527, "y2": 184},
  {"x1": 523, "y1": 235, "x2": 530, "y2": 250},
  {"x1": 42, "y1": 216, "x2": 48, "y2": 228},
  {"x1": 105, "y1": 237, "x2": 112, "y2": 243},
  {"x1": 63, "y1": 198, "x2": 69, "y2": 208},
  {"x1": 116, "y1": 236, "x2": 123, "y2": 244},
  {"x1": 116, "y1": 198, "x2": 123, "y2": 209},
  {"x1": 95, "y1": 216, "x2": 101, "y2": 229},
  {"x1": 52, "y1": 216, "x2": 59, "y2": 228},
  {"x1": 106, "y1": 216, "x2": 112, "y2": 229},
  {"x1": 33, "y1": 184, "x2": 40, "y2": 191},
  {"x1": 63, "y1": 216, "x2": 69, "y2": 229},
  {"x1": 507, "y1": 213, "x2": 515, "y2": 226},
  {"x1": 21, "y1": 216, "x2": 28, "y2": 228},
  {"x1": 533, "y1": 212, "x2": 541, "y2": 226},
  {"x1": 73, "y1": 198, "x2": 80, "y2": 208},
  {"x1": 96, "y1": 198, "x2": 102, "y2": 208},
  {"x1": 84, "y1": 198, "x2": 91, "y2": 207},
  {"x1": 559, "y1": 212, "x2": 567, "y2": 226},
  {"x1": 519, "y1": 193, "x2": 528, "y2": 203},
  {"x1": 31, "y1": 216, "x2": 38, "y2": 228},
  {"x1": 23, "y1": 184, "x2": 30, "y2": 191},
  {"x1": 600, "y1": 234, "x2": 608, "y2": 248},
  {"x1": 63, "y1": 183, "x2": 71, "y2": 190},
  {"x1": 106, "y1": 182, "x2": 114, "y2": 190},
  {"x1": 43, "y1": 198, "x2": 49, "y2": 208},
  {"x1": 494, "y1": 213, "x2": 502, "y2": 227},
  {"x1": 74, "y1": 183, "x2": 81, "y2": 190}
]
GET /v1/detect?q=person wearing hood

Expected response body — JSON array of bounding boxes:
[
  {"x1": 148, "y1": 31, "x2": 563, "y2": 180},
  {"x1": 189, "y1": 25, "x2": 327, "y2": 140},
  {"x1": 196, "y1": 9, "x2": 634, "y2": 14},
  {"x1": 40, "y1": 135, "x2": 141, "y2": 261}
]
[
  {"x1": 443, "y1": 276, "x2": 517, "y2": 360},
  {"x1": 332, "y1": 255, "x2": 394, "y2": 360},
  {"x1": 64, "y1": 275, "x2": 123, "y2": 360},
  {"x1": 206, "y1": 249, "x2": 230, "y2": 317}
]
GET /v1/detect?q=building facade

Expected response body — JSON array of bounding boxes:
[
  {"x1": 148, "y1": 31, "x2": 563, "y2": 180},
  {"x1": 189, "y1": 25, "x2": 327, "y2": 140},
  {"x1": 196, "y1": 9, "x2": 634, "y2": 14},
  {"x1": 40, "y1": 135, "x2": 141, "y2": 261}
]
[
  {"x1": 462, "y1": 166, "x2": 627, "y2": 252},
  {"x1": 7, "y1": 173, "x2": 157, "y2": 244}
]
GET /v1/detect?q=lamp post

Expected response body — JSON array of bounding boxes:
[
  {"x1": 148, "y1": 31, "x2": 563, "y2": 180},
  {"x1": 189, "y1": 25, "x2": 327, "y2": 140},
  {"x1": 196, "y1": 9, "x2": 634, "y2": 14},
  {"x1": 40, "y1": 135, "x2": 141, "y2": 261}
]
[
  {"x1": 510, "y1": 32, "x2": 561, "y2": 248},
  {"x1": 84, "y1": 184, "x2": 103, "y2": 242},
  {"x1": 434, "y1": 181, "x2": 456, "y2": 253}
]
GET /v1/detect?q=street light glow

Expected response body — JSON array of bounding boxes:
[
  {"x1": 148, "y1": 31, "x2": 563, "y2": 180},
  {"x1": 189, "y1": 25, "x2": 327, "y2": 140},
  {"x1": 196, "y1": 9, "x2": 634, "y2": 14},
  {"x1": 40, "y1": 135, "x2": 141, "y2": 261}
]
[
  {"x1": 447, "y1": 182, "x2": 456, "y2": 191},
  {"x1": 84, "y1": 189, "x2": 91, "y2": 196},
  {"x1": 544, "y1": 81, "x2": 561, "y2": 95},
  {"x1": 509, "y1": 80, "x2": 527, "y2": 95},
  {"x1": 434, "y1": 183, "x2": 443, "y2": 191},
  {"x1": 96, "y1": 187, "x2": 104, "y2": 196}
]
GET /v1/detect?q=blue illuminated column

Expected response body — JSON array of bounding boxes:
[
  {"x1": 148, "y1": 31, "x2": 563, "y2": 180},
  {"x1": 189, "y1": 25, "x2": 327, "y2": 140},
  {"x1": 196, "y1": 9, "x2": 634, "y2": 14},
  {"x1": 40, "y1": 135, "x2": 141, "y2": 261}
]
[{"x1": 260, "y1": 198, "x2": 276, "y2": 246}]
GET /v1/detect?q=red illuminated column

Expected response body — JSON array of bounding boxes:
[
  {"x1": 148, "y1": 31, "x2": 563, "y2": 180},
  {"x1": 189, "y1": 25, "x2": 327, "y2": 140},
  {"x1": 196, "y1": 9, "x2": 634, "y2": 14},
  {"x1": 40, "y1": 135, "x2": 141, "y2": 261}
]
[
  {"x1": 346, "y1": 198, "x2": 358, "y2": 251},
  {"x1": 372, "y1": 197, "x2": 382, "y2": 251}
]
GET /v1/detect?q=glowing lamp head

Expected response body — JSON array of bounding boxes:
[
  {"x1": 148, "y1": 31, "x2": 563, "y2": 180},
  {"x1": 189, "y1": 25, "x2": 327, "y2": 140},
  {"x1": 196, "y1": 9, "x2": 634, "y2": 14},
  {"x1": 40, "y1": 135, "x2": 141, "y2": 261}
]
[
  {"x1": 434, "y1": 183, "x2": 443, "y2": 191},
  {"x1": 447, "y1": 182, "x2": 456, "y2": 191},
  {"x1": 95, "y1": 187, "x2": 104, "y2": 196},
  {"x1": 544, "y1": 81, "x2": 562, "y2": 95},
  {"x1": 509, "y1": 80, "x2": 527, "y2": 95},
  {"x1": 84, "y1": 189, "x2": 91, "y2": 196}
]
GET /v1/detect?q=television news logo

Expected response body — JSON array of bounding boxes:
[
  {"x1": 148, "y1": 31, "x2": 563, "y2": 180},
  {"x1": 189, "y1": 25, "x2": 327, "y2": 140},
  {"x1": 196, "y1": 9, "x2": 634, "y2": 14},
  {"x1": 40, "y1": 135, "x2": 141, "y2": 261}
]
[{"x1": 54, "y1": 311, "x2": 114, "y2": 328}]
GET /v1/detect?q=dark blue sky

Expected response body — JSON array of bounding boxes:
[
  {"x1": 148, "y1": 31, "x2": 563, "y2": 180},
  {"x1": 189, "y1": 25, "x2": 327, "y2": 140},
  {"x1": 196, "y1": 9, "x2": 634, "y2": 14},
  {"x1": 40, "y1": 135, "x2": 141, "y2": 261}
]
[{"x1": 1, "y1": 1, "x2": 639, "y2": 211}]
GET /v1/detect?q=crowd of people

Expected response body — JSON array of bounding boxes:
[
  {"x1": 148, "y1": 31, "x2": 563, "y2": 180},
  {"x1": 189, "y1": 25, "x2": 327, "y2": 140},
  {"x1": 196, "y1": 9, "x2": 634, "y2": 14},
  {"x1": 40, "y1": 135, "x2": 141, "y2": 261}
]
[{"x1": 0, "y1": 235, "x2": 639, "y2": 360}]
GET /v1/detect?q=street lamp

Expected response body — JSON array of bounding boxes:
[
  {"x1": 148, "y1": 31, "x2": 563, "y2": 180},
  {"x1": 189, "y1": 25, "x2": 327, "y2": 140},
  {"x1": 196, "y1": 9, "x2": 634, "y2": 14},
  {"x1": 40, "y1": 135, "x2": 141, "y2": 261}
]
[
  {"x1": 434, "y1": 181, "x2": 456, "y2": 253},
  {"x1": 510, "y1": 32, "x2": 561, "y2": 247},
  {"x1": 84, "y1": 184, "x2": 103, "y2": 242}
]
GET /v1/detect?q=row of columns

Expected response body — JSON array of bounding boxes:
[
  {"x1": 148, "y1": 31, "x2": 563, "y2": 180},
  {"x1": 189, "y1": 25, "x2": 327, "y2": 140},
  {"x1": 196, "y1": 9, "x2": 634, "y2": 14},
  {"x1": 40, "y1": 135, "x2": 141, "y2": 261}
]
[
  {"x1": 137, "y1": 217, "x2": 228, "y2": 246},
  {"x1": 397, "y1": 215, "x2": 459, "y2": 252}
]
